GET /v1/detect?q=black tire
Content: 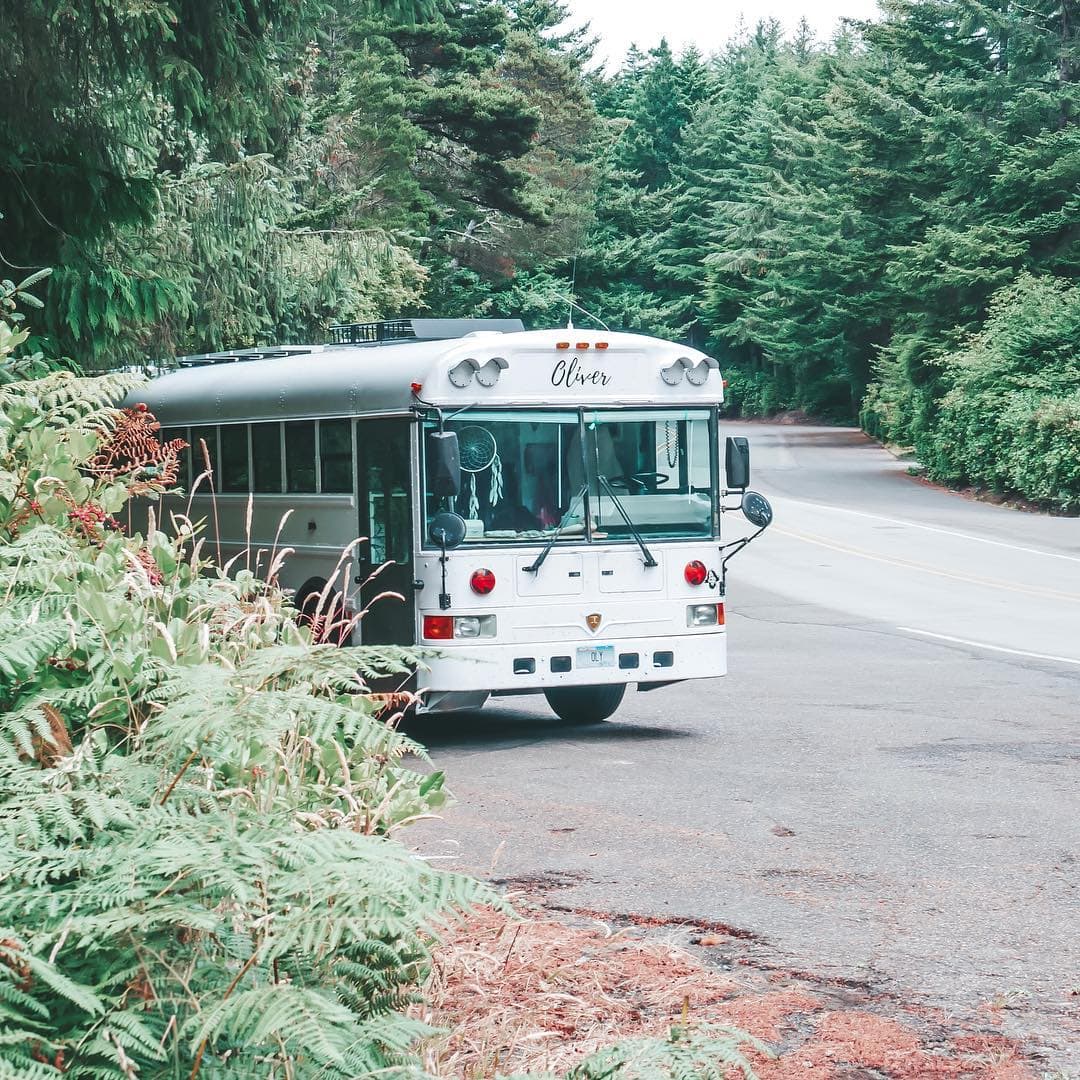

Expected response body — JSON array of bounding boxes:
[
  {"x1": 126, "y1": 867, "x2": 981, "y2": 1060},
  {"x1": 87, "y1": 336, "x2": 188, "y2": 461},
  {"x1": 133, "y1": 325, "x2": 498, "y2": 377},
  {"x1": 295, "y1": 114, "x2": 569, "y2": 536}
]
[{"x1": 543, "y1": 684, "x2": 626, "y2": 724}]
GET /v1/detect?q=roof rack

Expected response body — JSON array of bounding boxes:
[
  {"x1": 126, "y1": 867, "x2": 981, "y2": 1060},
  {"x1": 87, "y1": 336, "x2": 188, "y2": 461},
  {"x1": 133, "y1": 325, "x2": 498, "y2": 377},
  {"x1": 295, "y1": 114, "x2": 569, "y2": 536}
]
[
  {"x1": 327, "y1": 318, "x2": 525, "y2": 345},
  {"x1": 176, "y1": 346, "x2": 315, "y2": 368}
]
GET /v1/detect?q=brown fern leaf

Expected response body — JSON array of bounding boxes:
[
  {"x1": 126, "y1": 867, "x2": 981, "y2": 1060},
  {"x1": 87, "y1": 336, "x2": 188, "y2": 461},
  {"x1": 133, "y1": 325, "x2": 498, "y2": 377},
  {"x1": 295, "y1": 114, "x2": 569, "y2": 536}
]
[
  {"x1": 33, "y1": 704, "x2": 74, "y2": 767},
  {"x1": 87, "y1": 406, "x2": 187, "y2": 494}
]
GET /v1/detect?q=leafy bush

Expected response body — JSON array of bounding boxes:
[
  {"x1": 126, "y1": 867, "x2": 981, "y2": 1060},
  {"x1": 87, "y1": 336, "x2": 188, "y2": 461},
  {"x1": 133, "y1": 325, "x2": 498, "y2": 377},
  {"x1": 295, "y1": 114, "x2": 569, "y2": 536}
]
[
  {"x1": 914, "y1": 275, "x2": 1080, "y2": 511},
  {"x1": 0, "y1": 270, "x2": 62, "y2": 384},
  {"x1": 0, "y1": 347, "x2": 493, "y2": 1074}
]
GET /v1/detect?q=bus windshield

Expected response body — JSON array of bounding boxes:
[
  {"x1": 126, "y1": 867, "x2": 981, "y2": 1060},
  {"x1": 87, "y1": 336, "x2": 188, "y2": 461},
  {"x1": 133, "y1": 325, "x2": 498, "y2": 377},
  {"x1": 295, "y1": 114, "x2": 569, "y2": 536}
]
[{"x1": 422, "y1": 408, "x2": 717, "y2": 544}]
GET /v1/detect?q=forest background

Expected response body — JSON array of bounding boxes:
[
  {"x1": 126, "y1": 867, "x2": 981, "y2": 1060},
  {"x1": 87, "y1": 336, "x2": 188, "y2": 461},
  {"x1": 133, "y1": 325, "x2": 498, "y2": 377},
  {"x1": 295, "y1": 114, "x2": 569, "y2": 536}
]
[{"x1": 3, "y1": 0, "x2": 1079, "y2": 507}]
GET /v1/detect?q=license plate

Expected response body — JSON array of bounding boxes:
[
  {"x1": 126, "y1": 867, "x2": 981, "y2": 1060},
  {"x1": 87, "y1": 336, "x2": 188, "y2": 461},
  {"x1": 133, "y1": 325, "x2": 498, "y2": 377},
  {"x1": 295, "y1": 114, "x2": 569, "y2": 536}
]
[{"x1": 576, "y1": 645, "x2": 615, "y2": 669}]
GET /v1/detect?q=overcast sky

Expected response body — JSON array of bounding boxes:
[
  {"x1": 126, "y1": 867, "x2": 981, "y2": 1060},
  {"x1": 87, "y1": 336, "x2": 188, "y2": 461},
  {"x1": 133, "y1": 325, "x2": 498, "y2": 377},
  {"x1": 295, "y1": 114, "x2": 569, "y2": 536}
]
[{"x1": 563, "y1": 0, "x2": 882, "y2": 68}]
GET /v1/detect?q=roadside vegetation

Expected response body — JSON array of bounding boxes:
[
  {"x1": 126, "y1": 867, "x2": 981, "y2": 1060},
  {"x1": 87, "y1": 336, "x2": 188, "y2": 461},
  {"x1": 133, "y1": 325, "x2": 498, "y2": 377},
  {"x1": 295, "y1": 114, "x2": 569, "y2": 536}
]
[{"x1": 0, "y1": 280, "x2": 479, "y2": 1075}]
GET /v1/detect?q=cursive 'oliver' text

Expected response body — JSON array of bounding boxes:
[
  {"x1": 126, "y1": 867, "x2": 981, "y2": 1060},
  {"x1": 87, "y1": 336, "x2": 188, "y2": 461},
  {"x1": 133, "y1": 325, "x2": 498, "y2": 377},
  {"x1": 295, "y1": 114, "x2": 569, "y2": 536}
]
[{"x1": 551, "y1": 356, "x2": 612, "y2": 389}]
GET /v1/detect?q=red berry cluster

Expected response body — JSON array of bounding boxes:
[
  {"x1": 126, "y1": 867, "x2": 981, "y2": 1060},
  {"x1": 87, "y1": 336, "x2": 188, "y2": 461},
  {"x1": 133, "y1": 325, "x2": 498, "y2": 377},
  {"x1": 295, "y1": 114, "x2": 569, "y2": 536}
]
[
  {"x1": 134, "y1": 547, "x2": 164, "y2": 585},
  {"x1": 46, "y1": 656, "x2": 80, "y2": 671}
]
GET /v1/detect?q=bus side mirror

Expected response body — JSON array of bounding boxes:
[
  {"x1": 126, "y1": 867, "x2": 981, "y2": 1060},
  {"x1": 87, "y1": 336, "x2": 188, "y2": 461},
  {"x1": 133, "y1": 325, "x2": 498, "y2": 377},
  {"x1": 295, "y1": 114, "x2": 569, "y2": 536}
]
[
  {"x1": 430, "y1": 511, "x2": 467, "y2": 549},
  {"x1": 742, "y1": 491, "x2": 773, "y2": 529},
  {"x1": 725, "y1": 436, "x2": 750, "y2": 490},
  {"x1": 427, "y1": 430, "x2": 461, "y2": 497}
]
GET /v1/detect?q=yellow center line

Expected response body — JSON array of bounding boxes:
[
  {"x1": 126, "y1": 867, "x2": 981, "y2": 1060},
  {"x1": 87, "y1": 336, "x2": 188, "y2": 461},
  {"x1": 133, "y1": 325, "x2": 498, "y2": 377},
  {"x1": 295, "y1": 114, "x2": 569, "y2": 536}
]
[{"x1": 773, "y1": 526, "x2": 1080, "y2": 605}]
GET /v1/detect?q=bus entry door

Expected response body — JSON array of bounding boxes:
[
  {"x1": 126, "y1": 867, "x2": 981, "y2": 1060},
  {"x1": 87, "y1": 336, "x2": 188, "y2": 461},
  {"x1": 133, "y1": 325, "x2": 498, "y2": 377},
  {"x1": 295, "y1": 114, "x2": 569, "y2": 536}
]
[{"x1": 355, "y1": 419, "x2": 415, "y2": 646}]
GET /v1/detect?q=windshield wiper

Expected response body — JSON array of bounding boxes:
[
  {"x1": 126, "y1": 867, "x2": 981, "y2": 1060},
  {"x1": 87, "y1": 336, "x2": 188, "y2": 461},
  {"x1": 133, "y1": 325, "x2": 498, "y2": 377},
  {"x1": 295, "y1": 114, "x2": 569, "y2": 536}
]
[
  {"x1": 523, "y1": 483, "x2": 588, "y2": 575},
  {"x1": 598, "y1": 475, "x2": 658, "y2": 568}
]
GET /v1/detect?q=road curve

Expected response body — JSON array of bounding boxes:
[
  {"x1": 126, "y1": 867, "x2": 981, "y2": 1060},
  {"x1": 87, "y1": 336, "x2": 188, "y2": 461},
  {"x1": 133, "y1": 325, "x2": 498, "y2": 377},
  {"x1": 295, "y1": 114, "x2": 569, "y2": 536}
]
[
  {"x1": 408, "y1": 423, "x2": 1080, "y2": 1069},
  {"x1": 732, "y1": 422, "x2": 1080, "y2": 666}
]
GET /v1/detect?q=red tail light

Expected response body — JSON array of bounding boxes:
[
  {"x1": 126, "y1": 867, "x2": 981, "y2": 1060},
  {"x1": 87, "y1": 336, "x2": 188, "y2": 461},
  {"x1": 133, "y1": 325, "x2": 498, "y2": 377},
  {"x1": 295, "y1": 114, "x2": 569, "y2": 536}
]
[
  {"x1": 470, "y1": 568, "x2": 496, "y2": 595},
  {"x1": 422, "y1": 615, "x2": 454, "y2": 640},
  {"x1": 684, "y1": 560, "x2": 707, "y2": 586}
]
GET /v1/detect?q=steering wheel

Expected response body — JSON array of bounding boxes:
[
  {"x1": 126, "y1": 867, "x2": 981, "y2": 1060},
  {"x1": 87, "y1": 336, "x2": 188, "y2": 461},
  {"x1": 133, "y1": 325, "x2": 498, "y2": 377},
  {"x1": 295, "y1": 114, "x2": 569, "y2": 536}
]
[{"x1": 607, "y1": 471, "x2": 671, "y2": 493}]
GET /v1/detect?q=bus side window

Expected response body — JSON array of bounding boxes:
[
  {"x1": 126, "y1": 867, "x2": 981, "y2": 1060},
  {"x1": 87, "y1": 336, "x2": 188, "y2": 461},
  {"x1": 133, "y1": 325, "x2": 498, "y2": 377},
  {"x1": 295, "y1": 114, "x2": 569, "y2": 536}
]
[
  {"x1": 285, "y1": 421, "x2": 316, "y2": 493},
  {"x1": 220, "y1": 424, "x2": 249, "y2": 492},
  {"x1": 160, "y1": 427, "x2": 190, "y2": 490},
  {"x1": 319, "y1": 420, "x2": 353, "y2": 493},
  {"x1": 190, "y1": 426, "x2": 218, "y2": 488},
  {"x1": 251, "y1": 422, "x2": 283, "y2": 492}
]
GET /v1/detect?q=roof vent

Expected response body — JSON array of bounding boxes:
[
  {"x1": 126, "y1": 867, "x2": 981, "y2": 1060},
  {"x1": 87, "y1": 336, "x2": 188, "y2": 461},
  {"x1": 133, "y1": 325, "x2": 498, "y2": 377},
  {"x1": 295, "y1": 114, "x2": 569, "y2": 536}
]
[
  {"x1": 176, "y1": 346, "x2": 315, "y2": 368},
  {"x1": 327, "y1": 318, "x2": 524, "y2": 345}
]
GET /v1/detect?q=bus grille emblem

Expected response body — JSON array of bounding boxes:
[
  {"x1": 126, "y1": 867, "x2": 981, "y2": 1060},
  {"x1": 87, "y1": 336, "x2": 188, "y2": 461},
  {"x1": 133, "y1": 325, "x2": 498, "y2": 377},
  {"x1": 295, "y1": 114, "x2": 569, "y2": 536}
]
[{"x1": 586, "y1": 613, "x2": 602, "y2": 632}]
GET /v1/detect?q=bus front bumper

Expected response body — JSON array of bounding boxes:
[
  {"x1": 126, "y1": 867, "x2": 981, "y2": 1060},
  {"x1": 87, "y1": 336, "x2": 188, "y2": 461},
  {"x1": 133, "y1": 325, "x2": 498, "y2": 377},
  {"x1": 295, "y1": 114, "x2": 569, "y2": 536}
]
[{"x1": 416, "y1": 630, "x2": 725, "y2": 705}]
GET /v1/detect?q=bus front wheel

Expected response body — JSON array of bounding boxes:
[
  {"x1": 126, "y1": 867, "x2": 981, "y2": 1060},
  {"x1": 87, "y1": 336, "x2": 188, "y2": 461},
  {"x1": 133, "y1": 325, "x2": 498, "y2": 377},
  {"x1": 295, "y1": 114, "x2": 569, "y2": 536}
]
[{"x1": 544, "y1": 684, "x2": 625, "y2": 724}]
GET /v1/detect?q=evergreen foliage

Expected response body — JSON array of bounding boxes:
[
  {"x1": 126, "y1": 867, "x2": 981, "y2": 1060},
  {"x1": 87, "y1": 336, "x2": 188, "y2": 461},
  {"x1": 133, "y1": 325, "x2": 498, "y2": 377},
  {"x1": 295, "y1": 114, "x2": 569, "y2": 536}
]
[
  {"x1": 585, "y1": 2, "x2": 1080, "y2": 507},
  {"x1": 5, "y1": 0, "x2": 1078, "y2": 497}
]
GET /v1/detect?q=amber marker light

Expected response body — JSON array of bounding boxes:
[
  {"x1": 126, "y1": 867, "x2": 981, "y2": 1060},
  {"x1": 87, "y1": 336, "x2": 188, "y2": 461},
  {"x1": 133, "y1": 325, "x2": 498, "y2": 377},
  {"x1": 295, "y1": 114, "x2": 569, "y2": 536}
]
[
  {"x1": 556, "y1": 342, "x2": 570, "y2": 350},
  {"x1": 595, "y1": 342, "x2": 609, "y2": 349},
  {"x1": 576, "y1": 342, "x2": 590, "y2": 350}
]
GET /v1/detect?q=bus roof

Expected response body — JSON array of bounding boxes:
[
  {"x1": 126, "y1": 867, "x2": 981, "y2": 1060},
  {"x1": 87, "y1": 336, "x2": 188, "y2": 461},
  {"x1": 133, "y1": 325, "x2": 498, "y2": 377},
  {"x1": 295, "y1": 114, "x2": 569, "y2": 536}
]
[{"x1": 130, "y1": 328, "x2": 724, "y2": 425}]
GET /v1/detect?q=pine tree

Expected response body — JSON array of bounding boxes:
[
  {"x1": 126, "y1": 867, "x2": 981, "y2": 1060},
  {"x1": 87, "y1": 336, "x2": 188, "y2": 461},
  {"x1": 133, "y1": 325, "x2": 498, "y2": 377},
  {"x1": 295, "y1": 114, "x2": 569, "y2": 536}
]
[{"x1": 617, "y1": 40, "x2": 696, "y2": 191}]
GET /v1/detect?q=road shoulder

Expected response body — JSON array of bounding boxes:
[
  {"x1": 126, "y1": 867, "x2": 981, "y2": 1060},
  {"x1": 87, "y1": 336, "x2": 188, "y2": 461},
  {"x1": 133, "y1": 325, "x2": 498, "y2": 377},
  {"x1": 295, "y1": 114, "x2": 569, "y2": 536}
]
[{"x1": 419, "y1": 891, "x2": 1045, "y2": 1078}]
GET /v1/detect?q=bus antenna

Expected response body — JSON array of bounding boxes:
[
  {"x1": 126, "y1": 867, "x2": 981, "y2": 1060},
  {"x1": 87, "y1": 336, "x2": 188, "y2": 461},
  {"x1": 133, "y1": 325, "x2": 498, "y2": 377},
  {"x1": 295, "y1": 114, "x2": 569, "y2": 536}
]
[
  {"x1": 565, "y1": 256, "x2": 577, "y2": 330},
  {"x1": 555, "y1": 292, "x2": 611, "y2": 332}
]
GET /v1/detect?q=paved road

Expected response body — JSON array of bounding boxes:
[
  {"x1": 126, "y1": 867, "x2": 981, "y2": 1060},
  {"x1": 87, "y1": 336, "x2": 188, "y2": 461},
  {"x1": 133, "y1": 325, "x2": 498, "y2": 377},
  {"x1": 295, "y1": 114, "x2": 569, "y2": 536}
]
[{"x1": 408, "y1": 423, "x2": 1080, "y2": 1068}]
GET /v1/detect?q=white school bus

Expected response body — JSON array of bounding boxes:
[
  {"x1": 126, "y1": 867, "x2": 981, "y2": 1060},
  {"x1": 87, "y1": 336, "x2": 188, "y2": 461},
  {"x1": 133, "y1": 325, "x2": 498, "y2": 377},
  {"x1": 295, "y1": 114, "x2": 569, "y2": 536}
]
[{"x1": 133, "y1": 318, "x2": 771, "y2": 723}]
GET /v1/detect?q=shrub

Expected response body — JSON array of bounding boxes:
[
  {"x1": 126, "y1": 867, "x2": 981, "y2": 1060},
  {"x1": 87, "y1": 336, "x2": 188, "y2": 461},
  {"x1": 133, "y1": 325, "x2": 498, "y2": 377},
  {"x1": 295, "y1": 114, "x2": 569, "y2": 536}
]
[
  {"x1": 0, "y1": 356, "x2": 492, "y2": 1075},
  {"x1": 721, "y1": 365, "x2": 789, "y2": 418},
  {"x1": 916, "y1": 275, "x2": 1080, "y2": 511}
]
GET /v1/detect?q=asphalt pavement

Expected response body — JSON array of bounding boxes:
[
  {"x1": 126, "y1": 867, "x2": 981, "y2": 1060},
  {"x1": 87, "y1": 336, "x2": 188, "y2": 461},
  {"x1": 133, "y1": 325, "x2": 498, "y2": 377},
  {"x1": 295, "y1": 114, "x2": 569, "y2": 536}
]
[{"x1": 407, "y1": 422, "x2": 1080, "y2": 1069}]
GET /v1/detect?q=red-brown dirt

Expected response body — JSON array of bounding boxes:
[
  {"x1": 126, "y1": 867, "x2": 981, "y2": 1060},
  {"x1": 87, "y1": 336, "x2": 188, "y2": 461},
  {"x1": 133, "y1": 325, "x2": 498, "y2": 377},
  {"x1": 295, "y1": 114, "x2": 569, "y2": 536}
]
[{"x1": 417, "y1": 903, "x2": 1040, "y2": 1079}]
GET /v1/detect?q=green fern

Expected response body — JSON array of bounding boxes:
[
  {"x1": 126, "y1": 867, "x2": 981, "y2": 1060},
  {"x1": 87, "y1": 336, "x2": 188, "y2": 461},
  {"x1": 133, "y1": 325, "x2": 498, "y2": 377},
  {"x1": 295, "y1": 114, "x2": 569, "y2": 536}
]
[
  {"x1": 0, "y1": 363, "x2": 499, "y2": 1077},
  {"x1": 560, "y1": 1024, "x2": 770, "y2": 1080}
]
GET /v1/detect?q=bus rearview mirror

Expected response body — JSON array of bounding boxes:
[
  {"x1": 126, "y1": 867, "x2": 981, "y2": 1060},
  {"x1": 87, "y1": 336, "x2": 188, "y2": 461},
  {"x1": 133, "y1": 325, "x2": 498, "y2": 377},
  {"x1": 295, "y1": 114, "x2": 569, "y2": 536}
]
[
  {"x1": 725, "y1": 436, "x2": 750, "y2": 490},
  {"x1": 427, "y1": 430, "x2": 461, "y2": 497}
]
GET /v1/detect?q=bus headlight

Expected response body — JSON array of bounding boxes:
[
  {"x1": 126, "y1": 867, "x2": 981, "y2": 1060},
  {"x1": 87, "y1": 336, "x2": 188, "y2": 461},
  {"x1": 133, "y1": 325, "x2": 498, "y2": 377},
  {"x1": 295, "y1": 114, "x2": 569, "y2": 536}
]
[
  {"x1": 687, "y1": 603, "x2": 724, "y2": 627},
  {"x1": 454, "y1": 615, "x2": 497, "y2": 638}
]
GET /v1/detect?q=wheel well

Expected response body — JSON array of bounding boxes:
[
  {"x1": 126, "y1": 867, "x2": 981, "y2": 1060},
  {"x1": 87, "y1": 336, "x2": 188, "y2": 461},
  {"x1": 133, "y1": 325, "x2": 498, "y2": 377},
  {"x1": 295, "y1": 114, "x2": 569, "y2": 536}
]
[
  {"x1": 294, "y1": 577, "x2": 352, "y2": 645},
  {"x1": 294, "y1": 577, "x2": 328, "y2": 613}
]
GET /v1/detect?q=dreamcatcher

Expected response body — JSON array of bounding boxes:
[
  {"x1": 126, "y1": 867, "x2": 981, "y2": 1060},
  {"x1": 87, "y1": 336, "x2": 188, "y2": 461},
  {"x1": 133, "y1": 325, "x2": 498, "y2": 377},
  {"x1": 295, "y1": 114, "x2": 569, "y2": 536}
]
[
  {"x1": 457, "y1": 425, "x2": 503, "y2": 519},
  {"x1": 663, "y1": 420, "x2": 680, "y2": 468}
]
